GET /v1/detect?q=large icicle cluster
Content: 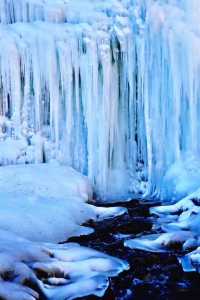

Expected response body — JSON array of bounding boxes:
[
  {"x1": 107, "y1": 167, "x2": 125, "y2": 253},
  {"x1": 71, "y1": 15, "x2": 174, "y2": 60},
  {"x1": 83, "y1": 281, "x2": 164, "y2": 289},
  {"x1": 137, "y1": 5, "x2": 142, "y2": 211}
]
[
  {"x1": 132, "y1": 0, "x2": 200, "y2": 199},
  {"x1": 0, "y1": 0, "x2": 137, "y2": 199},
  {"x1": 1, "y1": 0, "x2": 200, "y2": 199}
]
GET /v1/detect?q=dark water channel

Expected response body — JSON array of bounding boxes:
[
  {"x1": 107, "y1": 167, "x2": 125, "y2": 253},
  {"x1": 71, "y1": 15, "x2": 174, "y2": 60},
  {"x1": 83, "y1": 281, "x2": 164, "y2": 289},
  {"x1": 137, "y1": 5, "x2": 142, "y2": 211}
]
[{"x1": 68, "y1": 200, "x2": 200, "y2": 300}]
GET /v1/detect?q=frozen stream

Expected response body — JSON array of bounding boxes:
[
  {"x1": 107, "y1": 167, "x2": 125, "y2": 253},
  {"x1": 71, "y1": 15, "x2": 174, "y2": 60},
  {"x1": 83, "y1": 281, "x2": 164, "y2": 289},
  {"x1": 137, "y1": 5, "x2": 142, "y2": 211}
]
[{"x1": 69, "y1": 199, "x2": 200, "y2": 300}]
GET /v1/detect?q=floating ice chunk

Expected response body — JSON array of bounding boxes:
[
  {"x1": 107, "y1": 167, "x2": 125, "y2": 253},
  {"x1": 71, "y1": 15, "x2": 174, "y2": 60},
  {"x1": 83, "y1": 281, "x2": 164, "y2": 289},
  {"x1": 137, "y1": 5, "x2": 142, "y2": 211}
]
[
  {"x1": 180, "y1": 247, "x2": 200, "y2": 273},
  {"x1": 93, "y1": 206, "x2": 128, "y2": 221},
  {"x1": 44, "y1": 275, "x2": 109, "y2": 300},
  {"x1": 114, "y1": 233, "x2": 132, "y2": 240},
  {"x1": 151, "y1": 193, "x2": 198, "y2": 216},
  {"x1": 125, "y1": 234, "x2": 167, "y2": 253},
  {"x1": 125, "y1": 231, "x2": 195, "y2": 252}
]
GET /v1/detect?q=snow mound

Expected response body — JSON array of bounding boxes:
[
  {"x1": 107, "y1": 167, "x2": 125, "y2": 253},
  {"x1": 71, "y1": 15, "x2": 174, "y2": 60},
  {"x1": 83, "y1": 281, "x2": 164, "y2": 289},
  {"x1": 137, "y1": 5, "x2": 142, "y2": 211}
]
[
  {"x1": 0, "y1": 163, "x2": 128, "y2": 298},
  {"x1": 0, "y1": 229, "x2": 128, "y2": 300},
  {"x1": 0, "y1": 164, "x2": 94, "y2": 242},
  {"x1": 0, "y1": 163, "x2": 126, "y2": 242}
]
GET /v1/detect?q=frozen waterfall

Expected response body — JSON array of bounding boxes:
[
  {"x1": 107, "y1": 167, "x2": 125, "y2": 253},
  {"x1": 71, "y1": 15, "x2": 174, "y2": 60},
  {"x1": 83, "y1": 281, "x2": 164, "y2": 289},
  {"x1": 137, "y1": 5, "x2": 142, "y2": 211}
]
[{"x1": 0, "y1": 0, "x2": 200, "y2": 200}]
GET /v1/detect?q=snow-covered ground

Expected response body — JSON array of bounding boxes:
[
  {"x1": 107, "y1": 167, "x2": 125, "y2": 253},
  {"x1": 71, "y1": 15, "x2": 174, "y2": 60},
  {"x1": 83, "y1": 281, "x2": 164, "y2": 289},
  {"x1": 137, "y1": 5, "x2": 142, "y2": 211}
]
[
  {"x1": 0, "y1": 163, "x2": 128, "y2": 242},
  {"x1": 0, "y1": 163, "x2": 127, "y2": 299}
]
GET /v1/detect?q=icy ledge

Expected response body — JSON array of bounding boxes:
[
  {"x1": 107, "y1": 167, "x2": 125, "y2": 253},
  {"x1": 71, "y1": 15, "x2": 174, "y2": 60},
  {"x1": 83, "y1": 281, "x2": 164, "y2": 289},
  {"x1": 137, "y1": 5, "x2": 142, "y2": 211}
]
[
  {"x1": 0, "y1": 163, "x2": 128, "y2": 299},
  {"x1": 125, "y1": 189, "x2": 200, "y2": 274}
]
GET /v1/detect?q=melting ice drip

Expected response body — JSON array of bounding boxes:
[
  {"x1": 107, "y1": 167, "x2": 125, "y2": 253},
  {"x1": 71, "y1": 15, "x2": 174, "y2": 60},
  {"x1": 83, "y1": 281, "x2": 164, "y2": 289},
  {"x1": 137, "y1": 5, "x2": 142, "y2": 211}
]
[{"x1": 0, "y1": 0, "x2": 200, "y2": 200}]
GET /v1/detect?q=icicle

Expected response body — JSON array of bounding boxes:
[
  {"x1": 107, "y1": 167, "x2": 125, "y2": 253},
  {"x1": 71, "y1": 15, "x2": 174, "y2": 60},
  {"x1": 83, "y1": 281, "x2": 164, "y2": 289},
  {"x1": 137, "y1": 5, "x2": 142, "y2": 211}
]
[{"x1": 1, "y1": 0, "x2": 200, "y2": 200}]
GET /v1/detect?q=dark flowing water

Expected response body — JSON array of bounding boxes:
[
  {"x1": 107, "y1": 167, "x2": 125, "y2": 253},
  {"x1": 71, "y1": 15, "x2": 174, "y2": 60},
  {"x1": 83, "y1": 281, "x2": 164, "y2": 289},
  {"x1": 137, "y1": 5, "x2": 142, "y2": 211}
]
[{"x1": 68, "y1": 200, "x2": 200, "y2": 300}]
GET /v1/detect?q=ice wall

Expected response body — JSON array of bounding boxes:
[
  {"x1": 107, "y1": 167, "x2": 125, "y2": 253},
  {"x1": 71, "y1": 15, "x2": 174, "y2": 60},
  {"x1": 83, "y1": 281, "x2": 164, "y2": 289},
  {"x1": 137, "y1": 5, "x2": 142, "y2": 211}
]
[
  {"x1": 0, "y1": 0, "x2": 136, "y2": 199},
  {"x1": 134, "y1": 0, "x2": 200, "y2": 199},
  {"x1": 0, "y1": 0, "x2": 200, "y2": 200}
]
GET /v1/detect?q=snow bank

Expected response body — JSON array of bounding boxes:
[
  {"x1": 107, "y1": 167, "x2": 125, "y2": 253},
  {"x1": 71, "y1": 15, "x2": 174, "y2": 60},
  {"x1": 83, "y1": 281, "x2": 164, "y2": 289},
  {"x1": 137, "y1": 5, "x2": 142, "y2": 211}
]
[
  {"x1": 0, "y1": 163, "x2": 127, "y2": 242},
  {"x1": 0, "y1": 163, "x2": 95, "y2": 242},
  {"x1": 0, "y1": 163, "x2": 128, "y2": 298}
]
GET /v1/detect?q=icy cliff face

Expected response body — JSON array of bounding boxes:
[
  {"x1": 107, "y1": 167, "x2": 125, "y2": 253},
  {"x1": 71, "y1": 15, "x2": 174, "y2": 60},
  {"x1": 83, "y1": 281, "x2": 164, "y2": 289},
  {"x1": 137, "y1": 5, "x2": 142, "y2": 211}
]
[
  {"x1": 0, "y1": 0, "x2": 200, "y2": 200},
  {"x1": 0, "y1": 0, "x2": 135, "y2": 199},
  {"x1": 133, "y1": 0, "x2": 200, "y2": 200}
]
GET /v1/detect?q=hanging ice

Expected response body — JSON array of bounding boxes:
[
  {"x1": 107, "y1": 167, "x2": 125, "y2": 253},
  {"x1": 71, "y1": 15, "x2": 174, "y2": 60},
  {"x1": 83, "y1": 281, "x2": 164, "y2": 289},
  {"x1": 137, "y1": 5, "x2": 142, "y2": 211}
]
[{"x1": 0, "y1": 0, "x2": 200, "y2": 200}]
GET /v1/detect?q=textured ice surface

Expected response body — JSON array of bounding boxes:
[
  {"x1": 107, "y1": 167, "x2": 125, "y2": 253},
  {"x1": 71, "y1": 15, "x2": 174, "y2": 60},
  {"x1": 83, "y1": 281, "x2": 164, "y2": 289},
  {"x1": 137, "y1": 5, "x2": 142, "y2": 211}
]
[
  {"x1": 0, "y1": 0, "x2": 130, "y2": 24},
  {"x1": 0, "y1": 3, "x2": 133, "y2": 199},
  {"x1": 0, "y1": 230, "x2": 128, "y2": 300},
  {"x1": 0, "y1": 0, "x2": 200, "y2": 199},
  {"x1": 125, "y1": 189, "x2": 200, "y2": 274},
  {"x1": 180, "y1": 247, "x2": 200, "y2": 273}
]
